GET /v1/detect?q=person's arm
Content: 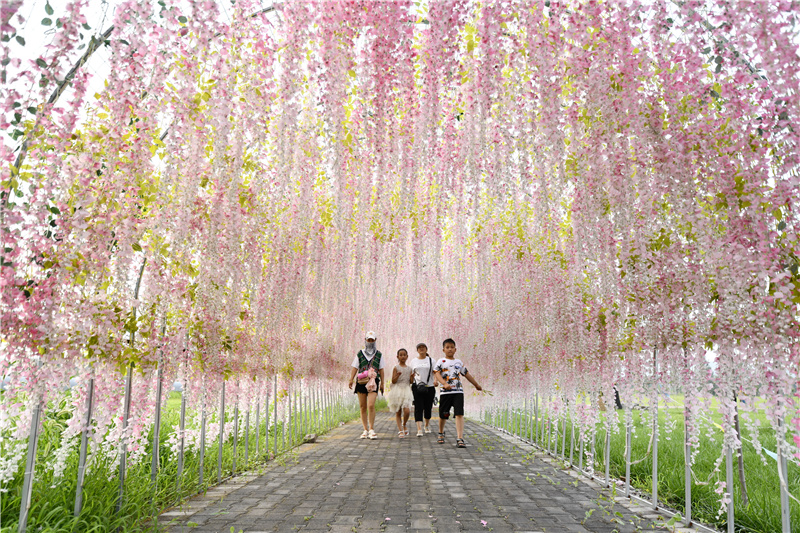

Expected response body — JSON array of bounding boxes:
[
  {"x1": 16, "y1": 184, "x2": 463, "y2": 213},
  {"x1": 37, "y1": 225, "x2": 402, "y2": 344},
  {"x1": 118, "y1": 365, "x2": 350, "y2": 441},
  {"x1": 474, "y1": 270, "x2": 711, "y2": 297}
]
[
  {"x1": 348, "y1": 366, "x2": 357, "y2": 389},
  {"x1": 379, "y1": 368, "x2": 385, "y2": 394},
  {"x1": 463, "y1": 371, "x2": 482, "y2": 391},
  {"x1": 391, "y1": 366, "x2": 400, "y2": 384},
  {"x1": 434, "y1": 370, "x2": 451, "y2": 390}
]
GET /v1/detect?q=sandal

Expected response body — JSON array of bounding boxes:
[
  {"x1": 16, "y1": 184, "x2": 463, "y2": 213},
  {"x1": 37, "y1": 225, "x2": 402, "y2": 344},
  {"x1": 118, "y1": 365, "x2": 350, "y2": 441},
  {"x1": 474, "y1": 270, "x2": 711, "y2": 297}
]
[
  {"x1": 398, "y1": 430, "x2": 405, "y2": 439},
  {"x1": 456, "y1": 438, "x2": 466, "y2": 448},
  {"x1": 437, "y1": 432, "x2": 445, "y2": 444}
]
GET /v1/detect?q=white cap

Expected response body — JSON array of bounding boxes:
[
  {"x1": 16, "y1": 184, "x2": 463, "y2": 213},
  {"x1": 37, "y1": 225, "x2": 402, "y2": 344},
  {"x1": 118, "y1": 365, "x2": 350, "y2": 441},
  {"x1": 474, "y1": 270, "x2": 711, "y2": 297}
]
[{"x1": 365, "y1": 331, "x2": 377, "y2": 340}]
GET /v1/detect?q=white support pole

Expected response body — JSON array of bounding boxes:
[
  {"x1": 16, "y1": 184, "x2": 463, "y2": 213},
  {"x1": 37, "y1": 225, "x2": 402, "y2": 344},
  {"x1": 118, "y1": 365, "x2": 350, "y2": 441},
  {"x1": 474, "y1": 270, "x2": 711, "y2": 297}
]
[
  {"x1": 116, "y1": 256, "x2": 145, "y2": 516},
  {"x1": 286, "y1": 383, "x2": 292, "y2": 448},
  {"x1": 176, "y1": 383, "x2": 187, "y2": 491},
  {"x1": 115, "y1": 362, "x2": 135, "y2": 515},
  {"x1": 254, "y1": 390, "x2": 260, "y2": 459},
  {"x1": 569, "y1": 401, "x2": 575, "y2": 466},
  {"x1": 726, "y1": 442, "x2": 735, "y2": 533},
  {"x1": 232, "y1": 403, "x2": 239, "y2": 474},
  {"x1": 273, "y1": 375, "x2": 278, "y2": 457},
  {"x1": 264, "y1": 382, "x2": 269, "y2": 459},
  {"x1": 244, "y1": 408, "x2": 250, "y2": 467},
  {"x1": 199, "y1": 397, "x2": 206, "y2": 487},
  {"x1": 299, "y1": 383, "x2": 304, "y2": 437},
  {"x1": 684, "y1": 405, "x2": 692, "y2": 526},
  {"x1": 652, "y1": 347, "x2": 659, "y2": 510},
  {"x1": 18, "y1": 368, "x2": 45, "y2": 533},
  {"x1": 151, "y1": 362, "x2": 164, "y2": 487},
  {"x1": 604, "y1": 423, "x2": 611, "y2": 487},
  {"x1": 217, "y1": 381, "x2": 226, "y2": 483},
  {"x1": 74, "y1": 376, "x2": 95, "y2": 517},
  {"x1": 777, "y1": 416, "x2": 792, "y2": 533},
  {"x1": 314, "y1": 384, "x2": 319, "y2": 434},
  {"x1": 625, "y1": 417, "x2": 632, "y2": 498},
  {"x1": 521, "y1": 398, "x2": 526, "y2": 440},
  {"x1": 150, "y1": 321, "x2": 167, "y2": 489}
]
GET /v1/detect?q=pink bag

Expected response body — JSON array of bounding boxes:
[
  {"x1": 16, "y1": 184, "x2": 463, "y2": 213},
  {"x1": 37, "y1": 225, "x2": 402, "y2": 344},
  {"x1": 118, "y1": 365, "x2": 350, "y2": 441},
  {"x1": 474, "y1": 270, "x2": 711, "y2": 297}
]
[{"x1": 357, "y1": 367, "x2": 378, "y2": 391}]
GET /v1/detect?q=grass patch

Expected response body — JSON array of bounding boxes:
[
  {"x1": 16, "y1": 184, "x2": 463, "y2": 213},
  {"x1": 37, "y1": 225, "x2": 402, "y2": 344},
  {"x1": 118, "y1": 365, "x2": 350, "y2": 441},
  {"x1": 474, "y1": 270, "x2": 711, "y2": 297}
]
[
  {"x1": 485, "y1": 398, "x2": 799, "y2": 533},
  {"x1": 1, "y1": 391, "x2": 360, "y2": 532}
]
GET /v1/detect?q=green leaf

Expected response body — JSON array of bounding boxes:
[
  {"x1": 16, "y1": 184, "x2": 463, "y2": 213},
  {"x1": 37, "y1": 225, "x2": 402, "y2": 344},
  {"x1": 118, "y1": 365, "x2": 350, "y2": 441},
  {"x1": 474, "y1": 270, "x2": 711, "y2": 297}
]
[
  {"x1": 178, "y1": 15, "x2": 188, "y2": 23},
  {"x1": 49, "y1": 206, "x2": 60, "y2": 215},
  {"x1": 82, "y1": 22, "x2": 91, "y2": 30},
  {"x1": 42, "y1": 17, "x2": 52, "y2": 25},
  {"x1": 131, "y1": 243, "x2": 143, "y2": 252},
  {"x1": 15, "y1": 35, "x2": 25, "y2": 45},
  {"x1": 36, "y1": 58, "x2": 47, "y2": 68},
  {"x1": 45, "y1": 3, "x2": 54, "y2": 15},
  {"x1": 27, "y1": 107, "x2": 37, "y2": 115}
]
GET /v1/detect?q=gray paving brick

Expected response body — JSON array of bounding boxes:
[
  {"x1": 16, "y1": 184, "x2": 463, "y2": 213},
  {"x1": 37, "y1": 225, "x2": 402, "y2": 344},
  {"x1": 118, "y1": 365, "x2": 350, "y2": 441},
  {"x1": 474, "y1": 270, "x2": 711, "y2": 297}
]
[{"x1": 160, "y1": 415, "x2": 706, "y2": 533}]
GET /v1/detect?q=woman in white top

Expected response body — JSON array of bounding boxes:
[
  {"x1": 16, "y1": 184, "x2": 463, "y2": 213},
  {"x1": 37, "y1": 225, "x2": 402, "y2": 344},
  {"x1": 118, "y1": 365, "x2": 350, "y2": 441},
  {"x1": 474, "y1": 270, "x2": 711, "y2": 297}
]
[
  {"x1": 348, "y1": 331, "x2": 385, "y2": 440},
  {"x1": 410, "y1": 342, "x2": 437, "y2": 437}
]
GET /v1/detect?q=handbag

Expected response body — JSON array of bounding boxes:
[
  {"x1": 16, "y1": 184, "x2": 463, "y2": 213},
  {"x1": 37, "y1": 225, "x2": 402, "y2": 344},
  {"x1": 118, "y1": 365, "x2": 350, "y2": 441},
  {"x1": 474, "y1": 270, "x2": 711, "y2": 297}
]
[{"x1": 413, "y1": 356, "x2": 433, "y2": 394}]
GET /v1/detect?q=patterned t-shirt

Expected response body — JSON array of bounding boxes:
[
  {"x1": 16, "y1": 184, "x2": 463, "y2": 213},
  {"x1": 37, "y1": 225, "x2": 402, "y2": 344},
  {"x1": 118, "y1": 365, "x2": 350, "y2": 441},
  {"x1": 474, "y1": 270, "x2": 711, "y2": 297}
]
[{"x1": 433, "y1": 357, "x2": 468, "y2": 395}]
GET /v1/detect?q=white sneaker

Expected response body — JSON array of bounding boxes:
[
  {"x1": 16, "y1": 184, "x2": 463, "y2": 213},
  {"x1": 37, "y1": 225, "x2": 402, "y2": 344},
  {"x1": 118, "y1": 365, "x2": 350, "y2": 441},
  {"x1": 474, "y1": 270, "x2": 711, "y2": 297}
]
[
  {"x1": 368, "y1": 429, "x2": 377, "y2": 440},
  {"x1": 360, "y1": 430, "x2": 369, "y2": 439},
  {"x1": 417, "y1": 430, "x2": 424, "y2": 437},
  {"x1": 424, "y1": 426, "x2": 431, "y2": 433}
]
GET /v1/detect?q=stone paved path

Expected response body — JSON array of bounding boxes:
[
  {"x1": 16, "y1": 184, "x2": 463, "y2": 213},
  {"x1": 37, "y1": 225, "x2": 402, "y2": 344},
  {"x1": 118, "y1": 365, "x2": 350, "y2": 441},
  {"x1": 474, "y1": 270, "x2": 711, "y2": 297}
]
[{"x1": 159, "y1": 414, "x2": 696, "y2": 533}]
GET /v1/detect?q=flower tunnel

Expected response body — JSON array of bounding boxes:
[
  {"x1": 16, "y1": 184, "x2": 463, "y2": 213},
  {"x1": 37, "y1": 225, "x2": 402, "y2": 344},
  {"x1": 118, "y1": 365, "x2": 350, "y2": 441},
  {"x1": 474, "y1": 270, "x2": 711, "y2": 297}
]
[{"x1": 1, "y1": 0, "x2": 799, "y2": 530}]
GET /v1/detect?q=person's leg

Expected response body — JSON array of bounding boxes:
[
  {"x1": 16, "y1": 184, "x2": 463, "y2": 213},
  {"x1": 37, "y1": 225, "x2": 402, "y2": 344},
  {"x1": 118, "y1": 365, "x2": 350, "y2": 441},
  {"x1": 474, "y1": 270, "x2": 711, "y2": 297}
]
[
  {"x1": 402, "y1": 407, "x2": 410, "y2": 429},
  {"x1": 413, "y1": 389, "x2": 424, "y2": 432},
  {"x1": 424, "y1": 387, "x2": 435, "y2": 431},
  {"x1": 395, "y1": 409, "x2": 403, "y2": 433},
  {"x1": 358, "y1": 392, "x2": 369, "y2": 430},
  {"x1": 454, "y1": 394, "x2": 466, "y2": 444},
  {"x1": 438, "y1": 394, "x2": 451, "y2": 440},
  {"x1": 455, "y1": 415, "x2": 465, "y2": 439},
  {"x1": 367, "y1": 391, "x2": 378, "y2": 430}
]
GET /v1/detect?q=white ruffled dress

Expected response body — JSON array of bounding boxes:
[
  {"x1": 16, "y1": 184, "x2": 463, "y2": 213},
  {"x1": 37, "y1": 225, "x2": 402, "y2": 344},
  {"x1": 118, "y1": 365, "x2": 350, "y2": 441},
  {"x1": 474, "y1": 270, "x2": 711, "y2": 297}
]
[{"x1": 386, "y1": 365, "x2": 414, "y2": 413}]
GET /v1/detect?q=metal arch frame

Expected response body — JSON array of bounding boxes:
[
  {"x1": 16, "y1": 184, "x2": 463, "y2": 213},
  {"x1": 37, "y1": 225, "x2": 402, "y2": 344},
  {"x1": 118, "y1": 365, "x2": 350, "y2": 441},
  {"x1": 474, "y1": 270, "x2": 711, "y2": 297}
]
[{"x1": 9, "y1": 4, "x2": 279, "y2": 177}]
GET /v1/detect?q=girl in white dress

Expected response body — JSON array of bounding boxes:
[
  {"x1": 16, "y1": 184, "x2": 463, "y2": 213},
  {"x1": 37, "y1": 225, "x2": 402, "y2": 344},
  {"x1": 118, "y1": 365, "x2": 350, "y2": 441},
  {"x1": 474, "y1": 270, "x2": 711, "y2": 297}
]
[{"x1": 386, "y1": 348, "x2": 414, "y2": 437}]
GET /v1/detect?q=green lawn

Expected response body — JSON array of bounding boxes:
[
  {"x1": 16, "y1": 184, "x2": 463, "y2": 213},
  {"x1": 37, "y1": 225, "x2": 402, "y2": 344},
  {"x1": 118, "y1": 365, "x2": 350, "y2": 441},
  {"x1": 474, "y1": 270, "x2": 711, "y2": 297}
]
[
  {"x1": 1, "y1": 390, "x2": 361, "y2": 532},
  {"x1": 485, "y1": 396, "x2": 799, "y2": 533}
]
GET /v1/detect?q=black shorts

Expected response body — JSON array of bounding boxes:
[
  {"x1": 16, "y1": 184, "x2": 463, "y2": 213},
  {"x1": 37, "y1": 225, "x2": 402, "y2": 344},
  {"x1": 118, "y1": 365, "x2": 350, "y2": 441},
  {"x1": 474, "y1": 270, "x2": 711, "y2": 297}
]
[
  {"x1": 438, "y1": 393, "x2": 464, "y2": 419},
  {"x1": 354, "y1": 377, "x2": 381, "y2": 395}
]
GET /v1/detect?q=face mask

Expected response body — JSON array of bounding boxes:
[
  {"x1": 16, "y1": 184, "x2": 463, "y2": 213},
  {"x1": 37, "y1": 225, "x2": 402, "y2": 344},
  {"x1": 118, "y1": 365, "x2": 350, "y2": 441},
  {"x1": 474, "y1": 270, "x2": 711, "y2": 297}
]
[{"x1": 365, "y1": 341, "x2": 376, "y2": 353}]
